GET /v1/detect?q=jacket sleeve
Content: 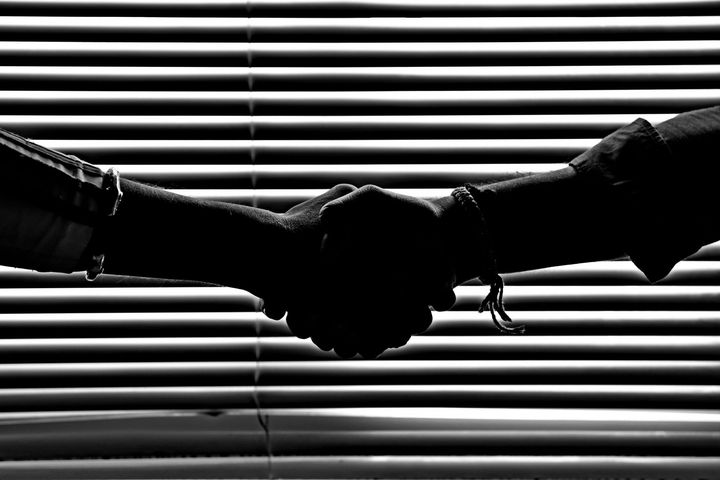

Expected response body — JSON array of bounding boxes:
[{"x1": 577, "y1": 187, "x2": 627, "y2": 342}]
[
  {"x1": 466, "y1": 106, "x2": 720, "y2": 283},
  {"x1": 570, "y1": 107, "x2": 720, "y2": 282},
  {"x1": 0, "y1": 127, "x2": 120, "y2": 274}
]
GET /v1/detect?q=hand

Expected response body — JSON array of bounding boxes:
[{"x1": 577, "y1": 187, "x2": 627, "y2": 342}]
[
  {"x1": 258, "y1": 183, "x2": 357, "y2": 320},
  {"x1": 311, "y1": 185, "x2": 461, "y2": 358},
  {"x1": 261, "y1": 184, "x2": 418, "y2": 358}
]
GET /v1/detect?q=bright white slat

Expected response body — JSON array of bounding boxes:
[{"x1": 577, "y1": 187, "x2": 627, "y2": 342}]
[
  {"x1": 2, "y1": 359, "x2": 717, "y2": 375},
  {"x1": 2, "y1": 88, "x2": 716, "y2": 101},
  {"x1": 3, "y1": 336, "x2": 716, "y2": 350},
  {"x1": 266, "y1": 406, "x2": 720, "y2": 425},
  {"x1": 0, "y1": 113, "x2": 678, "y2": 140},
  {"x1": 0, "y1": 113, "x2": 679, "y2": 126},
  {"x1": 2, "y1": 309, "x2": 720, "y2": 325},
  {"x1": 0, "y1": 16, "x2": 251, "y2": 28},
  {"x1": 4, "y1": 65, "x2": 720, "y2": 76},
  {"x1": 2, "y1": 406, "x2": 720, "y2": 427},
  {"x1": 1, "y1": 90, "x2": 716, "y2": 117},
  {"x1": 5, "y1": 385, "x2": 715, "y2": 396},
  {"x1": 3, "y1": 40, "x2": 720, "y2": 55},
  {"x1": 1, "y1": 0, "x2": 243, "y2": 5},
  {"x1": 0, "y1": 286, "x2": 244, "y2": 299},
  {"x1": 39, "y1": 139, "x2": 597, "y2": 152},
  {"x1": 3, "y1": 0, "x2": 719, "y2": 9},
  {"x1": 0, "y1": 311, "x2": 259, "y2": 321},
  {"x1": 2, "y1": 15, "x2": 719, "y2": 29}
]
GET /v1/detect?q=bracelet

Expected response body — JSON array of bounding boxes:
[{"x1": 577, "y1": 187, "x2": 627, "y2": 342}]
[
  {"x1": 85, "y1": 167, "x2": 123, "y2": 281},
  {"x1": 451, "y1": 185, "x2": 525, "y2": 334}
]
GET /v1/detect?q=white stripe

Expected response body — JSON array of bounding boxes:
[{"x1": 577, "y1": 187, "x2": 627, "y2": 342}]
[
  {"x1": 0, "y1": 89, "x2": 716, "y2": 100},
  {"x1": 0, "y1": 113, "x2": 679, "y2": 125},
  {"x1": 3, "y1": 65, "x2": 720, "y2": 76},
  {"x1": 3, "y1": 40, "x2": 720, "y2": 54},
  {"x1": 2, "y1": 15, "x2": 719, "y2": 28},
  {"x1": 39, "y1": 138, "x2": 597, "y2": 149}
]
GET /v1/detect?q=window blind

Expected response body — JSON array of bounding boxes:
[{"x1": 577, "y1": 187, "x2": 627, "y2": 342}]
[{"x1": 1, "y1": 1, "x2": 719, "y2": 479}]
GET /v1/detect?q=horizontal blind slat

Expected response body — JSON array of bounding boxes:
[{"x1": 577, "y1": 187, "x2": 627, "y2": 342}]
[
  {"x1": 37, "y1": 138, "x2": 593, "y2": 165},
  {"x1": 3, "y1": 16, "x2": 719, "y2": 41},
  {"x1": 0, "y1": 114, "x2": 678, "y2": 139},
  {"x1": 4, "y1": 41, "x2": 720, "y2": 66},
  {"x1": 1, "y1": 89, "x2": 715, "y2": 114},
  {"x1": 3, "y1": 455, "x2": 717, "y2": 479},
  {"x1": 2, "y1": 360, "x2": 719, "y2": 386},
  {"x1": 1, "y1": 309, "x2": 719, "y2": 337},
  {"x1": 2, "y1": 427, "x2": 719, "y2": 459},
  {"x1": 2, "y1": 336, "x2": 718, "y2": 362},
  {"x1": 3, "y1": 285, "x2": 720, "y2": 312},
  {"x1": 2, "y1": 65, "x2": 719, "y2": 90},
  {"x1": 0, "y1": 385, "x2": 718, "y2": 411},
  {"x1": 4, "y1": 0, "x2": 720, "y2": 17}
]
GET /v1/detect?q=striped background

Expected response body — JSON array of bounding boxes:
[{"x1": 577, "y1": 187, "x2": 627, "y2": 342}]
[{"x1": 0, "y1": 1, "x2": 719, "y2": 478}]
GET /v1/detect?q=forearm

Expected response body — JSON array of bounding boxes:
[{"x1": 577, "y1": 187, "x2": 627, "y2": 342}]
[
  {"x1": 472, "y1": 167, "x2": 625, "y2": 275},
  {"x1": 439, "y1": 167, "x2": 625, "y2": 286},
  {"x1": 451, "y1": 106, "x2": 720, "y2": 284},
  {"x1": 94, "y1": 179, "x2": 286, "y2": 293}
]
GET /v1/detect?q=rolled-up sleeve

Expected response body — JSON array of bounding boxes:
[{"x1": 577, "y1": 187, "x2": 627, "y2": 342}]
[
  {"x1": 0, "y1": 128, "x2": 118, "y2": 273},
  {"x1": 569, "y1": 108, "x2": 720, "y2": 282}
]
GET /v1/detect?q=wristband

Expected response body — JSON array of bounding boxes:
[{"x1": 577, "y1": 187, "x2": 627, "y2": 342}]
[
  {"x1": 451, "y1": 185, "x2": 525, "y2": 334},
  {"x1": 85, "y1": 167, "x2": 123, "y2": 281}
]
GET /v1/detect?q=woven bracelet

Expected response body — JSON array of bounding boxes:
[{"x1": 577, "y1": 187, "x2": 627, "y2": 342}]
[{"x1": 451, "y1": 186, "x2": 525, "y2": 334}]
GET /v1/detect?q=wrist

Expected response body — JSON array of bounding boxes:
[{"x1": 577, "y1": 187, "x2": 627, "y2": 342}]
[
  {"x1": 101, "y1": 180, "x2": 290, "y2": 296},
  {"x1": 433, "y1": 193, "x2": 488, "y2": 286},
  {"x1": 215, "y1": 208, "x2": 290, "y2": 295}
]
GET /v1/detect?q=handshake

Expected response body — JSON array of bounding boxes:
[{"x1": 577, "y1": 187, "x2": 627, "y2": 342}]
[
  {"x1": 0, "y1": 126, "x2": 527, "y2": 360},
  {"x1": 251, "y1": 184, "x2": 479, "y2": 359},
  {"x1": 5, "y1": 107, "x2": 717, "y2": 358}
]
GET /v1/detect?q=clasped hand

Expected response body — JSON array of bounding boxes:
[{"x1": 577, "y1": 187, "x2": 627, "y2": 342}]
[{"x1": 261, "y1": 184, "x2": 461, "y2": 359}]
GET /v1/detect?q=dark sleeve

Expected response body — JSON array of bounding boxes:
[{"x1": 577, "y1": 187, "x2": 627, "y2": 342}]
[
  {"x1": 569, "y1": 107, "x2": 720, "y2": 282},
  {"x1": 462, "y1": 107, "x2": 720, "y2": 284},
  {"x1": 0, "y1": 128, "x2": 120, "y2": 273}
]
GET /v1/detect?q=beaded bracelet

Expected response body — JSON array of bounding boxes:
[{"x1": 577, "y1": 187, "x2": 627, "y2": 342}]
[
  {"x1": 451, "y1": 185, "x2": 525, "y2": 334},
  {"x1": 85, "y1": 167, "x2": 123, "y2": 281}
]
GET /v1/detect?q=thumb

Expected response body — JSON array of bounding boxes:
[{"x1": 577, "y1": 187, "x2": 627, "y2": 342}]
[
  {"x1": 285, "y1": 183, "x2": 356, "y2": 216},
  {"x1": 320, "y1": 184, "x2": 383, "y2": 229}
]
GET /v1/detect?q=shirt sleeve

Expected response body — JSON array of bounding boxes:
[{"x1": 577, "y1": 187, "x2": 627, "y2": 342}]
[
  {"x1": 569, "y1": 110, "x2": 720, "y2": 282},
  {"x1": 0, "y1": 127, "x2": 119, "y2": 274}
]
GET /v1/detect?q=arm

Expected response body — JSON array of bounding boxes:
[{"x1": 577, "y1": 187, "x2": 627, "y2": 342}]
[
  {"x1": 311, "y1": 106, "x2": 720, "y2": 356},
  {"x1": 464, "y1": 106, "x2": 720, "y2": 284},
  {"x1": 97, "y1": 179, "x2": 355, "y2": 308},
  {"x1": 96, "y1": 179, "x2": 288, "y2": 295},
  {"x1": 0, "y1": 126, "x2": 354, "y2": 308}
]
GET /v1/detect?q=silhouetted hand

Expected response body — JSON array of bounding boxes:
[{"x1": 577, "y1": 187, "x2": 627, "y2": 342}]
[
  {"x1": 311, "y1": 185, "x2": 461, "y2": 358},
  {"x1": 258, "y1": 183, "x2": 357, "y2": 321}
]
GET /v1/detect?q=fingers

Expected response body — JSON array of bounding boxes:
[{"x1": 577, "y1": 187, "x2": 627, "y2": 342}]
[
  {"x1": 285, "y1": 183, "x2": 357, "y2": 216},
  {"x1": 429, "y1": 287, "x2": 457, "y2": 312},
  {"x1": 297, "y1": 302, "x2": 433, "y2": 359},
  {"x1": 260, "y1": 298, "x2": 287, "y2": 321},
  {"x1": 407, "y1": 304, "x2": 434, "y2": 334},
  {"x1": 286, "y1": 310, "x2": 315, "y2": 340},
  {"x1": 319, "y1": 184, "x2": 383, "y2": 229}
]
